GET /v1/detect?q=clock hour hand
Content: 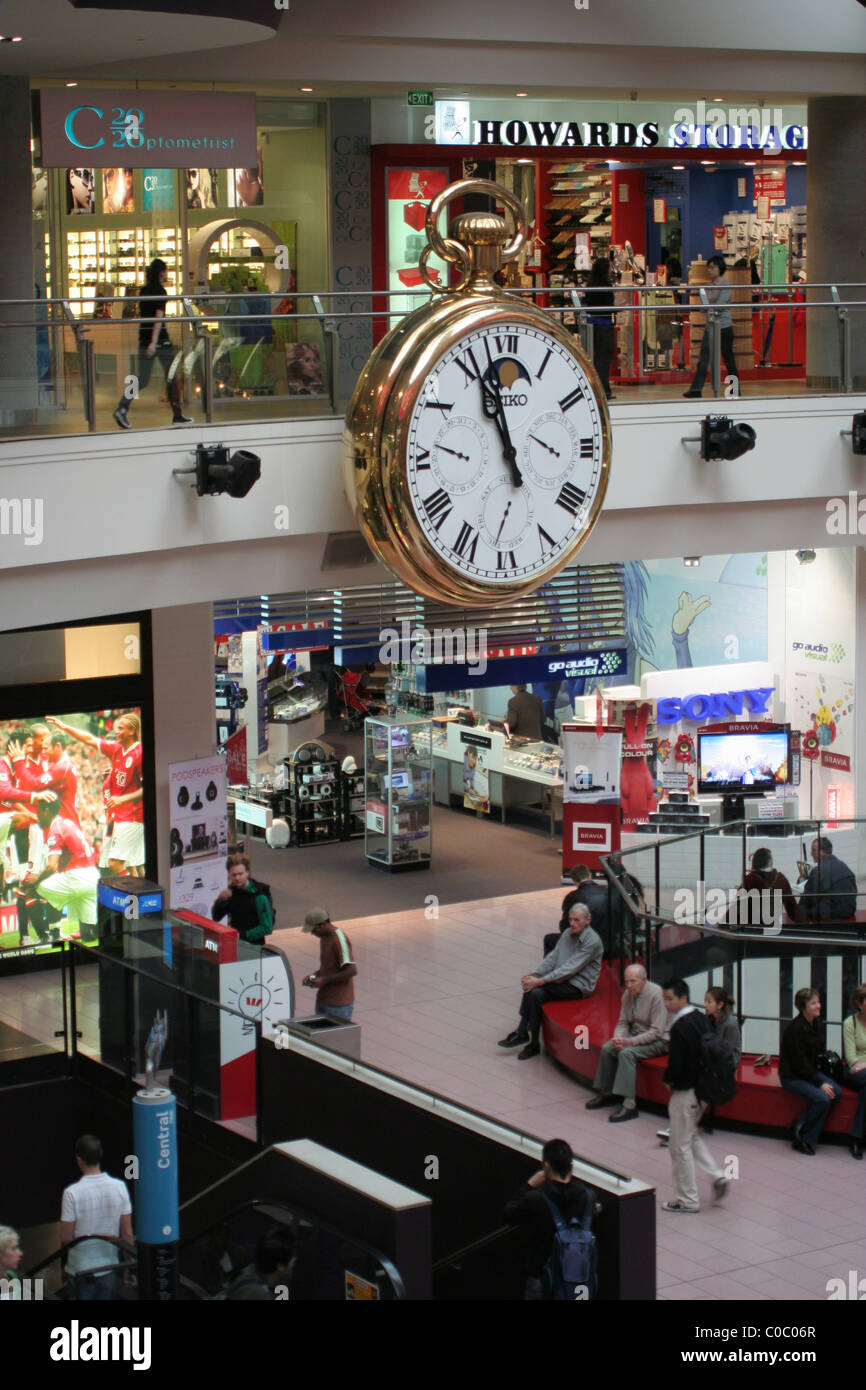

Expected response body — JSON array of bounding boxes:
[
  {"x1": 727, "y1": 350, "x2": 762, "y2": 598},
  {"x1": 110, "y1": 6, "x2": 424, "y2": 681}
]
[
  {"x1": 481, "y1": 371, "x2": 523, "y2": 488},
  {"x1": 529, "y1": 433, "x2": 560, "y2": 459}
]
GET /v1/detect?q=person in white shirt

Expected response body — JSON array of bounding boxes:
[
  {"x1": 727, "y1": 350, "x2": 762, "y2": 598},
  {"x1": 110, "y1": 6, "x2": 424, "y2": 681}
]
[{"x1": 60, "y1": 1134, "x2": 132, "y2": 1300}]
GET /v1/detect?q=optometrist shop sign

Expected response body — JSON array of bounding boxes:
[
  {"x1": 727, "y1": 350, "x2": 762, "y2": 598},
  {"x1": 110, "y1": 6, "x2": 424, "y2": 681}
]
[
  {"x1": 430, "y1": 99, "x2": 807, "y2": 152},
  {"x1": 40, "y1": 89, "x2": 258, "y2": 169}
]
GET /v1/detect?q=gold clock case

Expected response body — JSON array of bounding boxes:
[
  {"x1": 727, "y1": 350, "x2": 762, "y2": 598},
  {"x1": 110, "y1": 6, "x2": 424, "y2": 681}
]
[{"x1": 343, "y1": 290, "x2": 612, "y2": 608}]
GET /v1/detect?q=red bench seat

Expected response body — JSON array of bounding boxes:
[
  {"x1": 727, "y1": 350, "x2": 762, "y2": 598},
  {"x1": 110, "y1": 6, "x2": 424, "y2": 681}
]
[{"x1": 541, "y1": 965, "x2": 861, "y2": 1135}]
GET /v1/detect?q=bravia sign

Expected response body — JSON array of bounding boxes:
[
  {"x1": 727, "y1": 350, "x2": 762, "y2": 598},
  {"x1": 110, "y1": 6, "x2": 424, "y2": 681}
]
[{"x1": 40, "y1": 89, "x2": 258, "y2": 168}]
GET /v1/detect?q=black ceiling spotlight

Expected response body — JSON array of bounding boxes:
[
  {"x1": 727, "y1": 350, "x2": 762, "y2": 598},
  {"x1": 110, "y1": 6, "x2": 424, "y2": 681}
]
[
  {"x1": 173, "y1": 444, "x2": 261, "y2": 498},
  {"x1": 840, "y1": 412, "x2": 866, "y2": 455},
  {"x1": 682, "y1": 415, "x2": 757, "y2": 462}
]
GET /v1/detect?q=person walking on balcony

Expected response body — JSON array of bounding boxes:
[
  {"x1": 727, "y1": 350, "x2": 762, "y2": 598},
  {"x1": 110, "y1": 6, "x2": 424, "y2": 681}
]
[
  {"x1": 683, "y1": 254, "x2": 739, "y2": 398},
  {"x1": 581, "y1": 257, "x2": 617, "y2": 401},
  {"x1": 114, "y1": 258, "x2": 193, "y2": 430}
]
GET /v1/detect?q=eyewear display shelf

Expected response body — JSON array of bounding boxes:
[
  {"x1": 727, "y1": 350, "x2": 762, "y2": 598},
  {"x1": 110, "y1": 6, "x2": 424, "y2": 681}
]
[
  {"x1": 284, "y1": 744, "x2": 341, "y2": 848},
  {"x1": 65, "y1": 225, "x2": 181, "y2": 315},
  {"x1": 364, "y1": 715, "x2": 432, "y2": 873}
]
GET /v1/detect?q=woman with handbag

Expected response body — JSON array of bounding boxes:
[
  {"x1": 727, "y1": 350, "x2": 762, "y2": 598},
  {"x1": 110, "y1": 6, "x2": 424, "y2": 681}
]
[
  {"x1": 842, "y1": 984, "x2": 866, "y2": 1160},
  {"x1": 779, "y1": 988, "x2": 842, "y2": 1155}
]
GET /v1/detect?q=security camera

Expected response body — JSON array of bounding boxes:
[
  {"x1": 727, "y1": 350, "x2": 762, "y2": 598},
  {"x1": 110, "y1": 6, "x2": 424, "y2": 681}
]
[{"x1": 795, "y1": 549, "x2": 817, "y2": 565}]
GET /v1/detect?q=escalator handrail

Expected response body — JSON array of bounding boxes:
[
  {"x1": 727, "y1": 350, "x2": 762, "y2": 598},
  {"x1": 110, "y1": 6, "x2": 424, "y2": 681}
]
[
  {"x1": 176, "y1": 1194, "x2": 407, "y2": 1300},
  {"x1": 22, "y1": 1235, "x2": 209, "y2": 1299}
]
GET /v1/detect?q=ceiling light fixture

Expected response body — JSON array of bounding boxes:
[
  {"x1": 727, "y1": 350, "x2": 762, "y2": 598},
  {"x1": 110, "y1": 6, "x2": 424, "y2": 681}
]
[
  {"x1": 300, "y1": 86, "x2": 313, "y2": 92},
  {"x1": 516, "y1": 91, "x2": 528, "y2": 97},
  {"x1": 672, "y1": 164, "x2": 685, "y2": 170},
  {"x1": 684, "y1": 557, "x2": 701, "y2": 567},
  {"x1": 66, "y1": 81, "x2": 78, "y2": 87}
]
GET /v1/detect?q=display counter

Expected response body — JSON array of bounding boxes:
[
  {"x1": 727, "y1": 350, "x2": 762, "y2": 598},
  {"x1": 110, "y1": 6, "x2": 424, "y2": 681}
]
[{"x1": 432, "y1": 720, "x2": 564, "y2": 834}]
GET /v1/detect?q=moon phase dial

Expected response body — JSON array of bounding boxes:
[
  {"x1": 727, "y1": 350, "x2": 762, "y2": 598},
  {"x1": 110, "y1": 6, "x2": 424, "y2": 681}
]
[
  {"x1": 432, "y1": 415, "x2": 488, "y2": 495},
  {"x1": 522, "y1": 411, "x2": 579, "y2": 487}
]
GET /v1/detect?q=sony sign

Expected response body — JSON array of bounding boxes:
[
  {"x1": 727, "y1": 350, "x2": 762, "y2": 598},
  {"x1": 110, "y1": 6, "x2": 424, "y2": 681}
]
[{"x1": 657, "y1": 687, "x2": 775, "y2": 725}]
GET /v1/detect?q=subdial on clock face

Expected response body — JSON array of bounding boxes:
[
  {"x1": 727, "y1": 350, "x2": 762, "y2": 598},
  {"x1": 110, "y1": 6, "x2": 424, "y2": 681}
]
[
  {"x1": 478, "y1": 476, "x2": 534, "y2": 551},
  {"x1": 431, "y1": 415, "x2": 488, "y2": 495},
  {"x1": 522, "y1": 411, "x2": 579, "y2": 487}
]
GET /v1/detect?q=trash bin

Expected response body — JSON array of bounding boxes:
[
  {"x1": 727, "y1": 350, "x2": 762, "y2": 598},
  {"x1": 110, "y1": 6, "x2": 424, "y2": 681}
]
[{"x1": 278, "y1": 1014, "x2": 361, "y2": 1061}]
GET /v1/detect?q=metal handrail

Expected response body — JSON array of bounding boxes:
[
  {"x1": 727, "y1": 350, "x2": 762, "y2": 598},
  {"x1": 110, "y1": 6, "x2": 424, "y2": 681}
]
[{"x1": 602, "y1": 815, "x2": 866, "y2": 952}]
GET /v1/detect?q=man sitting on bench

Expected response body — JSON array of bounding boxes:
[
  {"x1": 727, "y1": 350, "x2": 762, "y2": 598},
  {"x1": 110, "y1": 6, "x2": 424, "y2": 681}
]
[
  {"x1": 585, "y1": 964, "x2": 669, "y2": 1122},
  {"x1": 798, "y1": 836, "x2": 858, "y2": 925},
  {"x1": 498, "y1": 904, "x2": 604, "y2": 1061}
]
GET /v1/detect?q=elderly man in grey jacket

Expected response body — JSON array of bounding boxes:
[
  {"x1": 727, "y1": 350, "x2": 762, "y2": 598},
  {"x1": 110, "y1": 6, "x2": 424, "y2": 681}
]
[
  {"x1": 498, "y1": 903, "x2": 604, "y2": 1061},
  {"x1": 585, "y1": 964, "x2": 668, "y2": 1121}
]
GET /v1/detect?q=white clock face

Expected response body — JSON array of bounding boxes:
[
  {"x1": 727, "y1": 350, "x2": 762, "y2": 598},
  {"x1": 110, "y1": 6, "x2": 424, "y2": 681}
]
[{"x1": 405, "y1": 321, "x2": 606, "y2": 585}]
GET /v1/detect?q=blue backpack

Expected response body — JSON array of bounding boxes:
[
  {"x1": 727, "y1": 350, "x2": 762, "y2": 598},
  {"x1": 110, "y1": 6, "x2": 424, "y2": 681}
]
[{"x1": 540, "y1": 1185, "x2": 597, "y2": 1301}]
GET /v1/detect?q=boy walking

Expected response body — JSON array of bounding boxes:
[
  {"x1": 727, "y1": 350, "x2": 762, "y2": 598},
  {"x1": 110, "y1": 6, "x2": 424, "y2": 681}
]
[{"x1": 661, "y1": 980, "x2": 730, "y2": 1213}]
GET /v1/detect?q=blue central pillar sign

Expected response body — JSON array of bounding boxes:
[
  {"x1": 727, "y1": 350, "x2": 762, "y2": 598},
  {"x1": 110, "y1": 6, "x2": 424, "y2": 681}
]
[{"x1": 134, "y1": 1012, "x2": 179, "y2": 1300}]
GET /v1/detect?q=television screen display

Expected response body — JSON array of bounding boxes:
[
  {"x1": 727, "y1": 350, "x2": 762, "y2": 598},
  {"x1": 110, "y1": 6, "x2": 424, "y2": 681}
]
[
  {"x1": 697, "y1": 729, "x2": 789, "y2": 796},
  {"x1": 0, "y1": 708, "x2": 146, "y2": 959}
]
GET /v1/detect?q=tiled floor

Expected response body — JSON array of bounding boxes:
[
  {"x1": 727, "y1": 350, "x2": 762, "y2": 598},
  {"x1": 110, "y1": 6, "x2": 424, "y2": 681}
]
[
  {"x1": 4, "y1": 886, "x2": 866, "y2": 1301},
  {"x1": 272, "y1": 888, "x2": 866, "y2": 1303}
]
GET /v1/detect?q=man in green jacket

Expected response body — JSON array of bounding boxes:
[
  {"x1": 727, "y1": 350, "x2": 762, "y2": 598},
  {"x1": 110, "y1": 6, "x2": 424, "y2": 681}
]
[{"x1": 211, "y1": 854, "x2": 273, "y2": 944}]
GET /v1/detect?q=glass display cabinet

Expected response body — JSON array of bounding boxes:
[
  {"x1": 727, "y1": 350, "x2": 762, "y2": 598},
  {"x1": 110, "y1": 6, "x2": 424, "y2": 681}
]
[{"x1": 364, "y1": 715, "x2": 432, "y2": 872}]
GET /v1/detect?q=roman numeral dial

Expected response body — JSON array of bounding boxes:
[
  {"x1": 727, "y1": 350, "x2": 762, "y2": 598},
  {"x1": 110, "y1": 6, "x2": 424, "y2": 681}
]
[{"x1": 404, "y1": 319, "x2": 608, "y2": 590}]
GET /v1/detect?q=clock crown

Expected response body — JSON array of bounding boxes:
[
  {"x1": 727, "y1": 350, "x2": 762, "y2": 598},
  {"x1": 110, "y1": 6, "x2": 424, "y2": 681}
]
[{"x1": 449, "y1": 211, "x2": 513, "y2": 289}]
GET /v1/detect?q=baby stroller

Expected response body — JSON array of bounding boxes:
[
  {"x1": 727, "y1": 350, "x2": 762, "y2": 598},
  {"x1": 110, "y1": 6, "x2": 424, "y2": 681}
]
[{"x1": 335, "y1": 667, "x2": 379, "y2": 732}]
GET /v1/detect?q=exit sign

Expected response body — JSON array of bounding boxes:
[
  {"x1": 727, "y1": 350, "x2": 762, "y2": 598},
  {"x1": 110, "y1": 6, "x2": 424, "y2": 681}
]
[{"x1": 408, "y1": 90, "x2": 434, "y2": 107}]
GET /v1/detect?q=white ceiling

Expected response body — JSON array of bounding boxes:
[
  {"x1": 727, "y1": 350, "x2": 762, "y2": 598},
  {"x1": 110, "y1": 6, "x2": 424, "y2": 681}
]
[
  {"x1": 0, "y1": 0, "x2": 274, "y2": 73},
  {"x1": 2, "y1": 0, "x2": 864, "y2": 98}
]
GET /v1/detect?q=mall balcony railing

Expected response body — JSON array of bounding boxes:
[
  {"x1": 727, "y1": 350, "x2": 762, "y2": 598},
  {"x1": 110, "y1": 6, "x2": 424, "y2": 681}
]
[
  {"x1": 601, "y1": 816, "x2": 866, "y2": 1059},
  {"x1": 0, "y1": 283, "x2": 864, "y2": 441}
]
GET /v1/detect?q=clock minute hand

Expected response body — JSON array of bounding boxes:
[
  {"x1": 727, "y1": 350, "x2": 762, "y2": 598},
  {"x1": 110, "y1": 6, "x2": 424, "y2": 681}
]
[{"x1": 481, "y1": 373, "x2": 523, "y2": 488}]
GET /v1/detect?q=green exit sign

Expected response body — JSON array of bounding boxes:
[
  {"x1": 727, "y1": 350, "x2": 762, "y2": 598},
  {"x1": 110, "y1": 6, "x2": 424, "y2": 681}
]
[{"x1": 407, "y1": 90, "x2": 434, "y2": 107}]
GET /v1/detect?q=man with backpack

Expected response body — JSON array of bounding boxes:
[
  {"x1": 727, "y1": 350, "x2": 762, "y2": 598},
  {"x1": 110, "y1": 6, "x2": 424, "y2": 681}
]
[
  {"x1": 504, "y1": 1138, "x2": 596, "y2": 1300},
  {"x1": 661, "y1": 980, "x2": 735, "y2": 1213}
]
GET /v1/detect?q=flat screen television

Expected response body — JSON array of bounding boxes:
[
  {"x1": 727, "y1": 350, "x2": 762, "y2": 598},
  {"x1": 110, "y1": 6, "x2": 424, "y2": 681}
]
[
  {"x1": 0, "y1": 707, "x2": 147, "y2": 960},
  {"x1": 697, "y1": 728, "x2": 790, "y2": 797}
]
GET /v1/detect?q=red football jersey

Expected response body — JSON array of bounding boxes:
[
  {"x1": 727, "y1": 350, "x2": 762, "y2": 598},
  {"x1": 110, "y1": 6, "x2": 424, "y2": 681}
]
[
  {"x1": 45, "y1": 815, "x2": 97, "y2": 871},
  {"x1": 12, "y1": 756, "x2": 47, "y2": 795},
  {"x1": 38, "y1": 754, "x2": 80, "y2": 826},
  {"x1": 98, "y1": 739, "x2": 144, "y2": 823},
  {"x1": 0, "y1": 754, "x2": 37, "y2": 812}
]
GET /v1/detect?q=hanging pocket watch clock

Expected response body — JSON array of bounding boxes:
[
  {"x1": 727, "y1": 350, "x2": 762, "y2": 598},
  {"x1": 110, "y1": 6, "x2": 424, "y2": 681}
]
[{"x1": 343, "y1": 179, "x2": 611, "y2": 607}]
